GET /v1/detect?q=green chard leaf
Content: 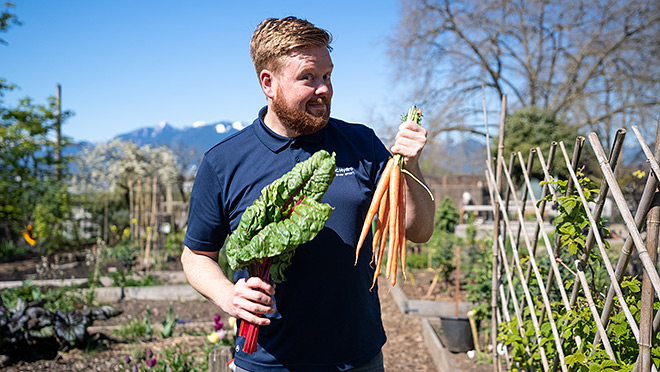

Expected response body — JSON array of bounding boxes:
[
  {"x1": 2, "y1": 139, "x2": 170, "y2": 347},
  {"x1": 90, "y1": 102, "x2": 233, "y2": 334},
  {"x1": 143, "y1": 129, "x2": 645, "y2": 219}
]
[{"x1": 226, "y1": 150, "x2": 336, "y2": 282}]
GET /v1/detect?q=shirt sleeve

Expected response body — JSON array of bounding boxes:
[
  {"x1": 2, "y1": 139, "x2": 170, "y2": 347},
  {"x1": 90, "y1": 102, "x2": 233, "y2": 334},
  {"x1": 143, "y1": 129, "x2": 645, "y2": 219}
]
[{"x1": 184, "y1": 156, "x2": 228, "y2": 252}]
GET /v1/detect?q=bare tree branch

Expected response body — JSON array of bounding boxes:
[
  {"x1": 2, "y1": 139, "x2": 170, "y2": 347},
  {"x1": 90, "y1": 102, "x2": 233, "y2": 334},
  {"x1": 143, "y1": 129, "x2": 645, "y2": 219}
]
[{"x1": 390, "y1": 0, "x2": 660, "y2": 142}]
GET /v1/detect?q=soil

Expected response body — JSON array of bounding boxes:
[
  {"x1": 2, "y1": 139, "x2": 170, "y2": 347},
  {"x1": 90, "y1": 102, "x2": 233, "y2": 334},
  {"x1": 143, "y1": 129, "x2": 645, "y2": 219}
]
[
  {"x1": 397, "y1": 269, "x2": 471, "y2": 302},
  {"x1": 0, "y1": 255, "x2": 493, "y2": 372}
]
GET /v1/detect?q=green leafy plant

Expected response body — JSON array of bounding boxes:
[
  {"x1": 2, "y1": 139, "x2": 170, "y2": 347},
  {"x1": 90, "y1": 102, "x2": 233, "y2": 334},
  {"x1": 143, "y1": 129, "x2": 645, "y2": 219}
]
[
  {"x1": 435, "y1": 196, "x2": 459, "y2": 232},
  {"x1": 464, "y1": 240, "x2": 493, "y2": 323},
  {"x1": 0, "y1": 241, "x2": 29, "y2": 260},
  {"x1": 499, "y1": 276, "x2": 660, "y2": 371},
  {"x1": 109, "y1": 267, "x2": 160, "y2": 287},
  {"x1": 498, "y1": 172, "x2": 657, "y2": 371},
  {"x1": 1, "y1": 280, "x2": 93, "y2": 313},
  {"x1": 0, "y1": 289, "x2": 119, "y2": 364},
  {"x1": 114, "y1": 317, "x2": 149, "y2": 342},
  {"x1": 160, "y1": 302, "x2": 177, "y2": 338}
]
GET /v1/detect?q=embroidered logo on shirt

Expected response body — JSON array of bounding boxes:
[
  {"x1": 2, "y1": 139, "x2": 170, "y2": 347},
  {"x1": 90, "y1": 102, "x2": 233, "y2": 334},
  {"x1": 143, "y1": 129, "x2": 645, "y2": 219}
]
[{"x1": 335, "y1": 166, "x2": 355, "y2": 176}]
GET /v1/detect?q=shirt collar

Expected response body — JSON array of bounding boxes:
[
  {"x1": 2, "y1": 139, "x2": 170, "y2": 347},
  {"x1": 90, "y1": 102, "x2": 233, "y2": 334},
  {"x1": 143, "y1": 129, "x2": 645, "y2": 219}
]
[{"x1": 252, "y1": 106, "x2": 325, "y2": 153}]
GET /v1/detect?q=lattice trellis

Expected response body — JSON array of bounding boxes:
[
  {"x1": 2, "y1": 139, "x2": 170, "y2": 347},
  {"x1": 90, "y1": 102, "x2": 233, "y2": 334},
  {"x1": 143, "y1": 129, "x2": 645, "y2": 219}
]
[{"x1": 487, "y1": 96, "x2": 660, "y2": 372}]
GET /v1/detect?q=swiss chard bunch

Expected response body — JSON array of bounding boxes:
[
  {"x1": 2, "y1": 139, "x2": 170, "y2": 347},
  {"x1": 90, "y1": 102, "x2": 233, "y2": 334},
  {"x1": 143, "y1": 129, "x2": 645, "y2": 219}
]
[
  {"x1": 225, "y1": 149, "x2": 336, "y2": 354},
  {"x1": 225, "y1": 149, "x2": 336, "y2": 283}
]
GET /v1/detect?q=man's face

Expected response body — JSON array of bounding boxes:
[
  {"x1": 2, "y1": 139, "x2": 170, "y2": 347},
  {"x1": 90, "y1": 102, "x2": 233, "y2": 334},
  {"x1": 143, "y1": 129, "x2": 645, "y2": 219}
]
[{"x1": 271, "y1": 47, "x2": 333, "y2": 136}]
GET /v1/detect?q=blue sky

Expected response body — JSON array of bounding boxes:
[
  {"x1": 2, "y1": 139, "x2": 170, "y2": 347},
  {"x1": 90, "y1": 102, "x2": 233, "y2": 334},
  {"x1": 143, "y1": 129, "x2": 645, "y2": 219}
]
[{"x1": 2, "y1": 0, "x2": 407, "y2": 143}]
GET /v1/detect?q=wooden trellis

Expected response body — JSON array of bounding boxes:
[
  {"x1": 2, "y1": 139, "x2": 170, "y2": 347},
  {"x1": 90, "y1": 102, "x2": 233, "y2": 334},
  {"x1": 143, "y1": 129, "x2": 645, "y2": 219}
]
[{"x1": 488, "y1": 96, "x2": 660, "y2": 372}]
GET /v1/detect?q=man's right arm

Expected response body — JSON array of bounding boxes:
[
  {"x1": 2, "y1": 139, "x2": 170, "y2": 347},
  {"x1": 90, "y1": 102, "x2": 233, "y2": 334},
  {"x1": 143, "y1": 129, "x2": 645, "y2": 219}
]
[{"x1": 181, "y1": 246, "x2": 276, "y2": 326}]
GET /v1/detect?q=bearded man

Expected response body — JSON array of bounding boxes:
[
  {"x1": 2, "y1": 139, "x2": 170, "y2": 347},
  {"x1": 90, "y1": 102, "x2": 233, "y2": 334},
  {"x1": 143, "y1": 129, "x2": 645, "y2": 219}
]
[{"x1": 182, "y1": 16, "x2": 435, "y2": 372}]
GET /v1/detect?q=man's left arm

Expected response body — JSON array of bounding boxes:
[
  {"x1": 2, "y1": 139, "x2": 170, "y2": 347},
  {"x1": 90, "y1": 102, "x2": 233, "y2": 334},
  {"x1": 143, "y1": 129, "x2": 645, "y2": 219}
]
[{"x1": 390, "y1": 120, "x2": 435, "y2": 243}]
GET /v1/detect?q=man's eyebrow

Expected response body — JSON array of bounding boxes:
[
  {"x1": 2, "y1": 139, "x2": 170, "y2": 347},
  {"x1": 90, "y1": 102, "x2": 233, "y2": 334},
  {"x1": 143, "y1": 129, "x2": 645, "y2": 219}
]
[{"x1": 299, "y1": 64, "x2": 334, "y2": 74}]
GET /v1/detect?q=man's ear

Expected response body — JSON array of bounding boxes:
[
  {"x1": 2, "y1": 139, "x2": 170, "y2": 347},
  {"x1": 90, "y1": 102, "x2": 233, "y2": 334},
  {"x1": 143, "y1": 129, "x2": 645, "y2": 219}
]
[{"x1": 260, "y1": 70, "x2": 276, "y2": 99}]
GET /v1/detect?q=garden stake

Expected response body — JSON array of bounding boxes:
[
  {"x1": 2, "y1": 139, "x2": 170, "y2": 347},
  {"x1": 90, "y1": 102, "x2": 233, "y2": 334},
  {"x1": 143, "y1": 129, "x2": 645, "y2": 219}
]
[
  {"x1": 587, "y1": 134, "x2": 660, "y2": 304},
  {"x1": 557, "y1": 129, "x2": 623, "y2": 351},
  {"x1": 639, "y1": 191, "x2": 660, "y2": 371},
  {"x1": 596, "y1": 127, "x2": 659, "y2": 351},
  {"x1": 489, "y1": 94, "x2": 506, "y2": 372},
  {"x1": 574, "y1": 262, "x2": 617, "y2": 361},
  {"x1": 629, "y1": 119, "x2": 660, "y2": 372},
  {"x1": 515, "y1": 152, "x2": 571, "y2": 310},
  {"x1": 536, "y1": 138, "x2": 584, "y2": 325},
  {"x1": 484, "y1": 169, "x2": 526, "y2": 346},
  {"x1": 559, "y1": 141, "x2": 641, "y2": 342},
  {"x1": 499, "y1": 155, "x2": 568, "y2": 371},
  {"x1": 502, "y1": 151, "x2": 524, "y2": 307},
  {"x1": 485, "y1": 165, "x2": 552, "y2": 371},
  {"x1": 454, "y1": 245, "x2": 460, "y2": 317},
  {"x1": 517, "y1": 143, "x2": 556, "y2": 313},
  {"x1": 496, "y1": 234, "x2": 533, "y2": 362},
  {"x1": 543, "y1": 127, "x2": 628, "y2": 372},
  {"x1": 467, "y1": 310, "x2": 481, "y2": 353}
]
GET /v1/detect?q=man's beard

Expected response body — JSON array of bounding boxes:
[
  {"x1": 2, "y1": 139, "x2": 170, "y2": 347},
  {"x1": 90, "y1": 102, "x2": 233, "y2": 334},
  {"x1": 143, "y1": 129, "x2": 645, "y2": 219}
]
[{"x1": 272, "y1": 91, "x2": 330, "y2": 136}]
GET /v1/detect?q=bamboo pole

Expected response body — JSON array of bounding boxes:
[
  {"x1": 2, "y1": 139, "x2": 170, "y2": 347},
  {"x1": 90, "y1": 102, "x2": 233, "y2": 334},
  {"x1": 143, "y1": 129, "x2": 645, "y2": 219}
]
[
  {"x1": 516, "y1": 151, "x2": 571, "y2": 310},
  {"x1": 144, "y1": 176, "x2": 158, "y2": 268},
  {"x1": 486, "y1": 162, "x2": 552, "y2": 372},
  {"x1": 575, "y1": 262, "x2": 617, "y2": 360},
  {"x1": 484, "y1": 167, "x2": 527, "y2": 359},
  {"x1": 632, "y1": 307, "x2": 660, "y2": 372},
  {"x1": 539, "y1": 139, "x2": 584, "y2": 327},
  {"x1": 54, "y1": 84, "x2": 62, "y2": 181},
  {"x1": 499, "y1": 156, "x2": 568, "y2": 371},
  {"x1": 639, "y1": 191, "x2": 660, "y2": 372},
  {"x1": 497, "y1": 234, "x2": 532, "y2": 361},
  {"x1": 502, "y1": 152, "x2": 519, "y2": 306},
  {"x1": 490, "y1": 94, "x2": 506, "y2": 371},
  {"x1": 518, "y1": 144, "x2": 557, "y2": 314},
  {"x1": 548, "y1": 130, "x2": 625, "y2": 371},
  {"x1": 139, "y1": 179, "x2": 145, "y2": 259},
  {"x1": 455, "y1": 245, "x2": 460, "y2": 317},
  {"x1": 596, "y1": 126, "x2": 660, "y2": 350},
  {"x1": 128, "y1": 180, "x2": 134, "y2": 238},
  {"x1": 559, "y1": 141, "x2": 642, "y2": 342},
  {"x1": 587, "y1": 133, "x2": 660, "y2": 300},
  {"x1": 630, "y1": 118, "x2": 660, "y2": 372},
  {"x1": 485, "y1": 168, "x2": 518, "y2": 331},
  {"x1": 572, "y1": 129, "x2": 626, "y2": 306}
]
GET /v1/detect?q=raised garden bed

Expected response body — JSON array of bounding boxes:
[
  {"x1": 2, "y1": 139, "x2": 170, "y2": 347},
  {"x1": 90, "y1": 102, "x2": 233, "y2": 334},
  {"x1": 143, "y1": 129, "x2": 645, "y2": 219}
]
[{"x1": 392, "y1": 269, "x2": 493, "y2": 372}]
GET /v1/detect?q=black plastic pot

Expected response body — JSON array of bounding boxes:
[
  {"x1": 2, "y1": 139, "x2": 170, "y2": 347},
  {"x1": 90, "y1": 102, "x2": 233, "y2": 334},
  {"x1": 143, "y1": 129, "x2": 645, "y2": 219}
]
[{"x1": 438, "y1": 316, "x2": 474, "y2": 353}]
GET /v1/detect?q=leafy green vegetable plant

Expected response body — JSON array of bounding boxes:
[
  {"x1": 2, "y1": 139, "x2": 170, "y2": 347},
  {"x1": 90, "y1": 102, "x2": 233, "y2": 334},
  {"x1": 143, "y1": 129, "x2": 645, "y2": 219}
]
[
  {"x1": 225, "y1": 149, "x2": 336, "y2": 354},
  {"x1": 0, "y1": 287, "x2": 119, "y2": 364},
  {"x1": 226, "y1": 149, "x2": 336, "y2": 283}
]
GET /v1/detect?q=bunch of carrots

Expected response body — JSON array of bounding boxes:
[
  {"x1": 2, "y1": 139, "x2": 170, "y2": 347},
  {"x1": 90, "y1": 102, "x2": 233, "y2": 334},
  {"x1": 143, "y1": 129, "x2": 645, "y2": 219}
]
[{"x1": 354, "y1": 106, "x2": 423, "y2": 289}]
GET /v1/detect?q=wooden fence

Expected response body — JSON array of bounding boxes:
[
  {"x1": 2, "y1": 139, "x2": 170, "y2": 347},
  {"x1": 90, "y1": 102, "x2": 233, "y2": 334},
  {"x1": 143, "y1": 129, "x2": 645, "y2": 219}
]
[{"x1": 488, "y1": 97, "x2": 660, "y2": 371}]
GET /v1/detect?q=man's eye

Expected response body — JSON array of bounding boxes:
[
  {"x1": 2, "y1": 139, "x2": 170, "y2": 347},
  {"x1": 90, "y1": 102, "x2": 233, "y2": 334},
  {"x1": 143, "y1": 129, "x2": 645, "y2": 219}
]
[{"x1": 323, "y1": 74, "x2": 331, "y2": 80}]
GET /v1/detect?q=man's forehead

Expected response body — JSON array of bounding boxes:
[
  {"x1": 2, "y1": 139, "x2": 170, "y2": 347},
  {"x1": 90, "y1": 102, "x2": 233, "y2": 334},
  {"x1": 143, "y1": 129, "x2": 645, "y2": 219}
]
[{"x1": 285, "y1": 49, "x2": 333, "y2": 68}]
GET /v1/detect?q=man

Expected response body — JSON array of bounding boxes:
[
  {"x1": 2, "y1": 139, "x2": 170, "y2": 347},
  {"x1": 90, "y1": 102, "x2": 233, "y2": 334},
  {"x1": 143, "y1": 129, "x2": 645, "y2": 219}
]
[{"x1": 182, "y1": 16, "x2": 434, "y2": 372}]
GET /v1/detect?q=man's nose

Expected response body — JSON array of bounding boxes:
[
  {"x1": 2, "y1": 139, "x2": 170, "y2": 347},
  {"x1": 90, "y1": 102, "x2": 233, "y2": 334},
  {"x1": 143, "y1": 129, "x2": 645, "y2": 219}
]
[{"x1": 315, "y1": 79, "x2": 331, "y2": 96}]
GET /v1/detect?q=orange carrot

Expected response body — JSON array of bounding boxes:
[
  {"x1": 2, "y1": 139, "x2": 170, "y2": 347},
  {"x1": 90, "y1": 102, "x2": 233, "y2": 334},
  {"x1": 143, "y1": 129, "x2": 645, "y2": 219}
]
[
  {"x1": 399, "y1": 178, "x2": 407, "y2": 279},
  {"x1": 355, "y1": 157, "x2": 395, "y2": 264},
  {"x1": 387, "y1": 163, "x2": 400, "y2": 279},
  {"x1": 371, "y1": 204, "x2": 390, "y2": 290},
  {"x1": 371, "y1": 190, "x2": 389, "y2": 264}
]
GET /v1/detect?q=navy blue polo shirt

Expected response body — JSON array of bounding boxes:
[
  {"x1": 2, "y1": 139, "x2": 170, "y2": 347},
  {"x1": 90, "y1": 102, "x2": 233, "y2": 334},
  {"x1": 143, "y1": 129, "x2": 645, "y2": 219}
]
[{"x1": 185, "y1": 107, "x2": 391, "y2": 372}]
